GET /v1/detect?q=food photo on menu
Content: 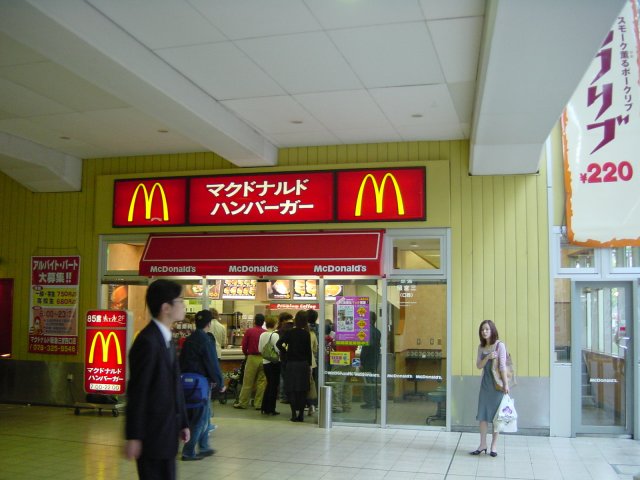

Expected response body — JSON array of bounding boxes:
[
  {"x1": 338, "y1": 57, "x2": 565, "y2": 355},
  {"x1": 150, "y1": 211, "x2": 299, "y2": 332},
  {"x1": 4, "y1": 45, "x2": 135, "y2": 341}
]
[
  {"x1": 268, "y1": 280, "x2": 291, "y2": 300},
  {"x1": 222, "y1": 279, "x2": 257, "y2": 299},
  {"x1": 293, "y1": 279, "x2": 317, "y2": 299},
  {"x1": 324, "y1": 284, "x2": 343, "y2": 299}
]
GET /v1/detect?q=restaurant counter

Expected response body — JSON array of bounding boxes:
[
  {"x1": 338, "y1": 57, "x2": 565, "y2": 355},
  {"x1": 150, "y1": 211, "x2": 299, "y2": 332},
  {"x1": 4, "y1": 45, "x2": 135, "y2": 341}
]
[{"x1": 220, "y1": 347, "x2": 245, "y2": 361}]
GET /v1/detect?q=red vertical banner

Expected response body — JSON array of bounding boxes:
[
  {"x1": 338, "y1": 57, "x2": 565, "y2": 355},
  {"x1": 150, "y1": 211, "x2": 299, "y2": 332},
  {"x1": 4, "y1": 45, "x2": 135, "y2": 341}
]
[
  {"x1": 84, "y1": 310, "x2": 128, "y2": 395},
  {"x1": 29, "y1": 256, "x2": 80, "y2": 355}
]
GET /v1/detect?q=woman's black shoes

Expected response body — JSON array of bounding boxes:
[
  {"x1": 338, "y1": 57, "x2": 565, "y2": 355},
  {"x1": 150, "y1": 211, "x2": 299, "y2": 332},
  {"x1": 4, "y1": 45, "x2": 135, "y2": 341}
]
[
  {"x1": 470, "y1": 448, "x2": 487, "y2": 455},
  {"x1": 489, "y1": 451, "x2": 498, "y2": 457}
]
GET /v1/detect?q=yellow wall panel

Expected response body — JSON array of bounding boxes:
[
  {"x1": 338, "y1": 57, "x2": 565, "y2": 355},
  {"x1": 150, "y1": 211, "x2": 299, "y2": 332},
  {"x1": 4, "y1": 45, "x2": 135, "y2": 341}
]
[{"x1": 2, "y1": 142, "x2": 549, "y2": 378}]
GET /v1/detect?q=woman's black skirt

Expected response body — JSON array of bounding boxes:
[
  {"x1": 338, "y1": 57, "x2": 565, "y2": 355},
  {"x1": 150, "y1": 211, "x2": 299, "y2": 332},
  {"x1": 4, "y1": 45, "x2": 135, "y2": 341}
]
[{"x1": 283, "y1": 360, "x2": 310, "y2": 393}]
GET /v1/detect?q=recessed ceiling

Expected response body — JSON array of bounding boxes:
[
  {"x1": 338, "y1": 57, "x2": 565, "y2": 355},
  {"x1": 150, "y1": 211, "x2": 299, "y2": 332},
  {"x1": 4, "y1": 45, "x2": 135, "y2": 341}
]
[{"x1": 0, "y1": 0, "x2": 627, "y2": 192}]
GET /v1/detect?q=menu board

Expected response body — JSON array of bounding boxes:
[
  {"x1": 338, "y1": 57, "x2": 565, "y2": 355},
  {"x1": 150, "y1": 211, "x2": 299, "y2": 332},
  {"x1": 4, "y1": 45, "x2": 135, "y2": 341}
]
[
  {"x1": 207, "y1": 280, "x2": 221, "y2": 300},
  {"x1": 293, "y1": 279, "x2": 317, "y2": 299},
  {"x1": 222, "y1": 279, "x2": 256, "y2": 299},
  {"x1": 183, "y1": 284, "x2": 204, "y2": 298},
  {"x1": 325, "y1": 284, "x2": 343, "y2": 300},
  {"x1": 268, "y1": 280, "x2": 292, "y2": 300}
]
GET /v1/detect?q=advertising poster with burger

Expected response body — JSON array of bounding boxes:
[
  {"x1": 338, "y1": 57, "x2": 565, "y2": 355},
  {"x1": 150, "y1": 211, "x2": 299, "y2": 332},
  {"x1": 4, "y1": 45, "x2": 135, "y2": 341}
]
[{"x1": 29, "y1": 256, "x2": 80, "y2": 355}]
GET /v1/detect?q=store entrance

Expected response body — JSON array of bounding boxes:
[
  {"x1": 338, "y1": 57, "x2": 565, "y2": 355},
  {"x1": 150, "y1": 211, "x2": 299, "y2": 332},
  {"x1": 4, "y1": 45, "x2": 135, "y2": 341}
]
[
  {"x1": 385, "y1": 280, "x2": 447, "y2": 427},
  {"x1": 572, "y1": 282, "x2": 633, "y2": 436}
]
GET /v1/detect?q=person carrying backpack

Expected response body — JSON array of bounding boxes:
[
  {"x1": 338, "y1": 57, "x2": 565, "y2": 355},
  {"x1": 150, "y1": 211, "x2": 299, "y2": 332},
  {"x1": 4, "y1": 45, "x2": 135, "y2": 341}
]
[{"x1": 179, "y1": 310, "x2": 224, "y2": 461}]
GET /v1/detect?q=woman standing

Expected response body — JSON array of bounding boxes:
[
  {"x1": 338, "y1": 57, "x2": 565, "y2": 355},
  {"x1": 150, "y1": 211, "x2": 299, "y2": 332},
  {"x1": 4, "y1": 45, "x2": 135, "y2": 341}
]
[
  {"x1": 471, "y1": 320, "x2": 509, "y2": 457},
  {"x1": 259, "y1": 317, "x2": 280, "y2": 415},
  {"x1": 276, "y1": 310, "x2": 312, "y2": 422}
]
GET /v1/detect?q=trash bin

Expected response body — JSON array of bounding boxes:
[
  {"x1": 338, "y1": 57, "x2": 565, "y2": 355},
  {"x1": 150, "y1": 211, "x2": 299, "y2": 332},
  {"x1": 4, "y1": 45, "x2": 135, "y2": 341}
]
[{"x1": 318, "y1": 385, "x2": 332, "y2": 429}]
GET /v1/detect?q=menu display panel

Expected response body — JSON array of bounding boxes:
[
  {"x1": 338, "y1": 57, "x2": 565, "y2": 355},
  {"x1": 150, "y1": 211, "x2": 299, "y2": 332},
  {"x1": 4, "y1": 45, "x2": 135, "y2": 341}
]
[
  {"x1": 267, "y1": 280, "x2": 292, "y2": 300},
  {"x1": 222, "y1": 279, "x2": 256, "y2": 299}
]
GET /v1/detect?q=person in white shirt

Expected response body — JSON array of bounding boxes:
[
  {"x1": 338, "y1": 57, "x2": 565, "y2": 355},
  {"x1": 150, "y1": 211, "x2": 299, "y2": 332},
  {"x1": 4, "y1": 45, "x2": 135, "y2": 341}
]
[
  {"x1": 209, "y1": 308, "x2": 227, "y2": 360},
  {"x1": 258, "y1": 317, "x2": 280, "y2": 415}
]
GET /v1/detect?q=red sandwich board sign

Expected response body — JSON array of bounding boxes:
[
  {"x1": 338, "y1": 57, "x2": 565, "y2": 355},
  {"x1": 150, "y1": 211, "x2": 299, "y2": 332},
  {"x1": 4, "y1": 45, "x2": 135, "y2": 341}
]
[{"x1": 84, "y1": 310, "x2": 127, "y2": 395}]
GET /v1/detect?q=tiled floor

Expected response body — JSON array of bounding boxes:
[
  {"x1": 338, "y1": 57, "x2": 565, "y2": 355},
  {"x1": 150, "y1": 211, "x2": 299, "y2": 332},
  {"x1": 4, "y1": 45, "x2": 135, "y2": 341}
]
[{"x1": 1, "y1": 402, "x2": 640, "y2": 480}]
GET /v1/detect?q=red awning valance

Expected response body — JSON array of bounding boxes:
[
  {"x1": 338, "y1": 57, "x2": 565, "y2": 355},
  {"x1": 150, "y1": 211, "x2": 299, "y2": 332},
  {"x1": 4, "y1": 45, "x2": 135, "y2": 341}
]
[{"x1": 139, "y1": 230, "x2": 384, "y2": 277}]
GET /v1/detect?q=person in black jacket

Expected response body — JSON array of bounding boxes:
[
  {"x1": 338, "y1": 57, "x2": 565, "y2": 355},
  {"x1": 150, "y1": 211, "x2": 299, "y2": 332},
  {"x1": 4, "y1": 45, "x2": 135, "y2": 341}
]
[
  {"x1": 179, "y1": 310, "x2": 224, "y2": 461},
  {"x1": 360, "y1": 311, "x2": 381, "y2": 409},
  {"x1": 125, "y1": 279, "x2": 190, "y2": 480},
  {"x1": 276, "y1": 310, "x2": 312, "y2": 422}
]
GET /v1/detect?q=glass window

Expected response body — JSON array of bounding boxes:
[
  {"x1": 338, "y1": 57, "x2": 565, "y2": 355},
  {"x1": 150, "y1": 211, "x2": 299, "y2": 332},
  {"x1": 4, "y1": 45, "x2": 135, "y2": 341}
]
[
  {"x1": 554, "y1": 279, "x2": 571, "y2": 362},
  {"x1": 323, "y1": 280, "x2": 381, "y2": 425},
  {"x1": 560, "y1": 244, "x2": 595, "y2": 269},
  {"x1": 393, "y1": 238, "x2": 441, "y2": 270},
  {"x1": 106, "y1": 242, "x2": 145, "y2": 271},
  {"x1": 610, "y1": 247, "x2": 640, "y2": 269}
]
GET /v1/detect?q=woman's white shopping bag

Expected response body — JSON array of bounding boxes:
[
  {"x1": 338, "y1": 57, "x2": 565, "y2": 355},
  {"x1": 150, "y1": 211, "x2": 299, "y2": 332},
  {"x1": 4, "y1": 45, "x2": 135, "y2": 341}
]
[{"x1": 493, "y1": 394, "x2": 518, "y2": 433}]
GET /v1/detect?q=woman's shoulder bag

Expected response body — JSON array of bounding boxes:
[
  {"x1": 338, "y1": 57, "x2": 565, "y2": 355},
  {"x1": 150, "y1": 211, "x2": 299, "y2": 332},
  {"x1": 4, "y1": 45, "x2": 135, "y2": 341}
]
[{"x1": 492, "y1": 341, "x2": 517, "y2": 392}]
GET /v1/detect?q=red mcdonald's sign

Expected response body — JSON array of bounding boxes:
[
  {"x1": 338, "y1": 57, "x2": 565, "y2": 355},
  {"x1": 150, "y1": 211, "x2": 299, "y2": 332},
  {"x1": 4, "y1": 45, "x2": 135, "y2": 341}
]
[
  {"x1": 113, "y1": 178, "x2": 187, "y2": 227},
  {"x1": 336, "y1": 168, "x2": 426, "y2": 222},
  {"x1": 84, "y1": 310, "x2": 127, "y2": 395},
  {"x1": 113, "y1": 167, "x2": 425, "y2": 227}
]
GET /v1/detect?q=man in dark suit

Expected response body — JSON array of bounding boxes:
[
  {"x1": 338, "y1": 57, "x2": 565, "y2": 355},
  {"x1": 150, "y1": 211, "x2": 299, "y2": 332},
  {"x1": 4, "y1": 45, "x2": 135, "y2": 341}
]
[{"x1": 125, "y1": 279, "x2": 190, "y2": 480}]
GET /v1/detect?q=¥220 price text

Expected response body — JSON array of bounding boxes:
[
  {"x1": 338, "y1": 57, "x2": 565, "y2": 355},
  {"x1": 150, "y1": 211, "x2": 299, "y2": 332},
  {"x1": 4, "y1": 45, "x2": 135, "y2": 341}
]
[{"x1": 579, "y1": 161, "x2": 633, "y2": 184}]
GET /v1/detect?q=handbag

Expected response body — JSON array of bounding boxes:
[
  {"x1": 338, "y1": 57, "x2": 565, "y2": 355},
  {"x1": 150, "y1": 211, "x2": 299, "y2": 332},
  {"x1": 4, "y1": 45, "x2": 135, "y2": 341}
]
[
  {"x1": 307, "y1": 373, "x2": 317, "y2": 400},
  {"x1": 261, "y1": 332, "x2": 280, "y2": 363},
  {"x1": 492, "y1": 341, "x2": 516, "y2": 392},
  {"x1": 493, "y1": 394, "x2": 518, "y2": 432}
]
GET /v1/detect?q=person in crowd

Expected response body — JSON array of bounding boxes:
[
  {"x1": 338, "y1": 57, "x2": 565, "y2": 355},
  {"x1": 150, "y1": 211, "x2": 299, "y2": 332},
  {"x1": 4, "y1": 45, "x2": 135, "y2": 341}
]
[
  {"x1": 234, "y1": 314, "x2": 267, "y2": 410},
  {"x1": 277, "y1": 313, "x2": 294, "y2": 403},
  {"x1": 306, "y1": 309, "x2": 319, "y2": 415},
  {"x1": 125, "y1": 279, "x2": 189, "y2": 480},
  {"x1": 258, "y1": 317, "x2": 281, "y2": 415},
  {"x1": 179, "y1": 310, "x2": 224, "y2": 461},
  {"x1": 276, "y1": 310, "x2": 312, "y2": 422},
  {"x1": 324, "y1": 324, "x2": 335, "y2": 369},
  {"x1": 360, "y1": 311, "x2": 382, "y2": 409},
  {"x1": 470, "y1": 319, "x2": 509, "y2": 458},
  {"x1": 209, "y1": 308, "x2": 227, "y2": 360},
  {"x1": 330, "y1": 340, "x2": 356, "y2": 414}
]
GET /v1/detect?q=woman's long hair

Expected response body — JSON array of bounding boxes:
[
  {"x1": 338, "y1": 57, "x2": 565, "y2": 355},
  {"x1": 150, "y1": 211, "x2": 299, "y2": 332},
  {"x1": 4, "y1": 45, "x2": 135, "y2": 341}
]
[
  {"x1": 294, "y1": 310, "x2": 309, "y2": 330},
  {"x1": 478, "y1": 319, "x2": 499, "y2": 347}
]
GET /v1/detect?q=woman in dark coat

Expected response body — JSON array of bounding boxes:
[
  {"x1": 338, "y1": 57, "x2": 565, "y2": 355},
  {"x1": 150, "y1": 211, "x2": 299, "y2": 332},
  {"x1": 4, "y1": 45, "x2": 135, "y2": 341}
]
[{"x1": 276, "y1": 310, "x2": 312, "y2": 422}]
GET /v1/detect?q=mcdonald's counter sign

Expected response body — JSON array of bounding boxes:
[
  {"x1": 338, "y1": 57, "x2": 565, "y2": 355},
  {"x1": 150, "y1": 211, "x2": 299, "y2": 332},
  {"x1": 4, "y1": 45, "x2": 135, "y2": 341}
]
[
  {"x1": 84, "y1": 310, "x2": 128, "y2": 395},
  {"x1": 113, "y1": 167, "x2": 425, "y2": 227}
]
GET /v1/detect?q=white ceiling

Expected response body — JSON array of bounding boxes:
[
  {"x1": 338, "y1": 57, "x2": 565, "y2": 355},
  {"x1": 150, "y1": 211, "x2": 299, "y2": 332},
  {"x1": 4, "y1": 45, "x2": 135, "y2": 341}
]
[{"x1": 0, "y1": 0, "x2": 627, "y2": 191}]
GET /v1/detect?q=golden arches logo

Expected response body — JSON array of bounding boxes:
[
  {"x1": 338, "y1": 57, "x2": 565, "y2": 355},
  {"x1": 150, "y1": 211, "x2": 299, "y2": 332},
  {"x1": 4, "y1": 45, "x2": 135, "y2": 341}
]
[
  {"x1": 88, "y1": 331, "x2": 122, "y2": 364},
  {"x1": 354, "y1": 173, "x2": 405, "y2": 217},
  {"x1": 127, "y1": 183, "x2": 169, "y2": 222}
]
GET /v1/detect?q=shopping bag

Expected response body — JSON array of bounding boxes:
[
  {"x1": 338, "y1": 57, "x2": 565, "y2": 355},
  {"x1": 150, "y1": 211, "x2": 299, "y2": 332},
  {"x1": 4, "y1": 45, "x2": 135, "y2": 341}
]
[
  {"x1": 307, "y1": 373, "x2": 318, "y2": 400},
  {"x1": 493, "y1": 394, "x2": 518, "y2": 433}
]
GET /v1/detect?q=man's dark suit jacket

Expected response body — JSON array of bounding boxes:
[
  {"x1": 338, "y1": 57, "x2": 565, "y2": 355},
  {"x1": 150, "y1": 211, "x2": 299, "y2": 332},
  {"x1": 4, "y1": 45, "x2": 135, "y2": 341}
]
[{"x1": 126, "y1": 321, "x2": 188, "y2": 459}]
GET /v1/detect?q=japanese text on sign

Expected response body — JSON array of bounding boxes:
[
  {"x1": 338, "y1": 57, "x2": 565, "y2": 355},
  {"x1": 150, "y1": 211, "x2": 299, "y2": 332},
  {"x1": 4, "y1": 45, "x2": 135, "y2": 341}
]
[{"x1": 562, "y1": 0, "x2": 640, "y2": 246}]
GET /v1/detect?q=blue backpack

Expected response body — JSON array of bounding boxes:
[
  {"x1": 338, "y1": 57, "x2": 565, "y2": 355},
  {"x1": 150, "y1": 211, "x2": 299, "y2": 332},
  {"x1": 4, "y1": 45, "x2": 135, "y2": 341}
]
[{"x1": 180, "y1": 373, "x2": 209, "y2": 408}]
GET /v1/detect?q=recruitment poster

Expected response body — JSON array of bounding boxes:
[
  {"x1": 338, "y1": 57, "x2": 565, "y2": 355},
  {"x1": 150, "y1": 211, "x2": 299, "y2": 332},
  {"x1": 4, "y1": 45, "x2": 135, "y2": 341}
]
[
  {"x1": 29, "y1": 256, "x2": 80, "y2": 355},
  {"x1": 562, "y1": 0, "x2": 640, "y2": 246},
  {"x1": 334, "y1": 296, "x2": 370, "y2": 345}
]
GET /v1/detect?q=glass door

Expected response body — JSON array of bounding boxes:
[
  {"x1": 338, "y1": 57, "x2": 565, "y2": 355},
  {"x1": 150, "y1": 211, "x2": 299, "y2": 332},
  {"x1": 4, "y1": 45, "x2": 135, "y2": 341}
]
[
  {"x1": 322, "y1": 279, "x2": 382, "y2": 425},
  {"x1": 572, "y1": 282, "x2": 632, "y2": 435},
  {"x1": 386, "y1": 280, "x2": 447, "y2": 427}
]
